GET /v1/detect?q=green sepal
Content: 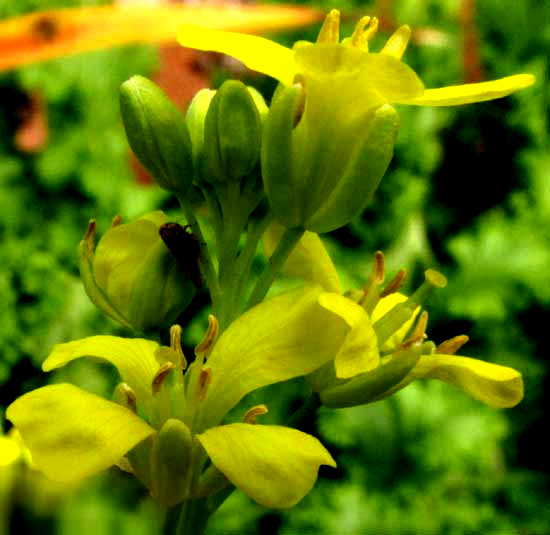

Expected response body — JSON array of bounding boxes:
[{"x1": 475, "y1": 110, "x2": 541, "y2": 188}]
[
  {"x1": 150, "y1": 419, "x2": 193, "y2": 506},
  {"x1": 319, "y1": 344, "x2": 421, "y2": 408},
  {"x1": 305, "y1": 103, "x2": 399, "y2": 233},
  {"x1": 185, "y1": 88, "x2": 216, "y2": 182},
  {"x1": 203, "y1": 80, "x2": 263, "y2": 183},
  {"x1": 261, "y1": 82, "x2": 306, "y2": 229},
  {"x1": 120, "y1": 75, "x2": 193, "y2": 194},
  {"x1": 127, "y1": 238, "x2": 196, "y2": 330},
  {"x1": 78, "y1": 221, "x2": 133, "y2": 329}
]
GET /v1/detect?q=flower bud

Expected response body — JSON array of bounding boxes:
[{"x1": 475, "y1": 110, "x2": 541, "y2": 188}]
[
  {"x1": 262, "y1": 80, "x2": 400, "y2": 233},
  {"x1": 78, "y1": 211, "x2": 196, "y2": 331},
  {"x1": 202, "y1": 80, "x2": 264, "y2": 183},
  {"x1": 150, "y1": 419, "x2": 193, "y2": 506},
  {"x1": 120, "y1": 76, "x2": 193, "y2": 194},
  {"x1": 185, "y1": 88, "x2": 216, "y2": 178}
]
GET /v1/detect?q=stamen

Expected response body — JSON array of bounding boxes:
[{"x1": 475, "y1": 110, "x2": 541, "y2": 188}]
[
  {"x1": 436, "y1": 335, "x2": 469, "y2": 355},
  {"x1": 351, "y1": 16, "x2": 379, "y2": 50},
  {"x1": 111, "y1": 214, "x2": 122, "y2": 228},
  {"x1": 359, "y1": 251, "x2": 385, "y2": 314},
  {"x1": 170, "y1": 324, "x2": 187, "y2": 369},
  {"x1": 380, "y1": 268, "x2": 408, "y2": 298},
  {"x1": 112, "y1": 382, "x2": 137, "y2": 413},
  {"x1": 373, "y1": 270, "x2": 445, "y2": 347},
  {"x1": 198, "y1": 367, "x2": 212, "y2": 401},
  {"x1": 380, "y1": 25, "x2": 412, "y2": 60},
  {"x1": 316, "y1": 9, "x2": 340, "y2": 44},
  {"x1": 401, "y1": 311, "x2": 428, "y2": 350},
  {"x1": 83, "y1": 219, "x2": 96, "y2": 242},
  {"x1": 408, "y1": 269, "x2": 447, "y2": 307},
  {"x1": 152, "y1": 362, "x2": 176, "y2": 395},
  {"x1": 243, "y1": 404, "x2": 269, "y2": 424},
  {"x1": 195, "y1": 314, "x2": 219, "y2": 357}
]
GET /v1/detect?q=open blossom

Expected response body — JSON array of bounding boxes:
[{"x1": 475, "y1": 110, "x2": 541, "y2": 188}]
[
  {"x1": 265, "y1": 224, "x2": 523, "y2": 409},
  {"x1": 7, "y1": 286, "x2": 374, "y2": 508},
  {"x1": 177, "y1": 10, "x2": 534, "y2": 233}
]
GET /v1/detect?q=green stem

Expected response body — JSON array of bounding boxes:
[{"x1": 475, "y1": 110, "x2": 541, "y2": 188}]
[
  {"x1": 246, "y1": 226, "x2": 305, "y2": 310},
  {"x1": 232, "y1": 211, "x2": 273, "y2": 314},
  {"x1": 177, "y1": 195, "x2": 220, "y2": 307},
  {"x1": 286, "y1": 392, "x2": 321, "y2": 429}
]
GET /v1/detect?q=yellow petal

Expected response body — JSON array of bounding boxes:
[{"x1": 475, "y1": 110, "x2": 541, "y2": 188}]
[
  {"x1": 196, "y1": 423, "x2": 335, "y2": 508},
  {"x1": 43, "y1": 336, "x2": 160, "y2": 406},
  {"x1": 177, "y1": 25, "x2": 297, "y2": 85},
  {"x1": 318, "y1": 293, "x2": 379, "y2": 378},
  {"x1": 263, "y1": 222, "x2": 342, "y2": 293},
  {"x1": 6, "y1": 384, "x2": 155, "y2": 483},
  {"x1": 412, "y1": 354, "x2": 524, "y2": 408},
  {"x1": 196, "y1": 286, "x2": 351, "y2": 430},
  {"x1": 403, "y1": 74, "x2": 535, "y2": 106}
]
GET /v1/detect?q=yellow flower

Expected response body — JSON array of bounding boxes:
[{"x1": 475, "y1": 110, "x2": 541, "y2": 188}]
[
  {"x1": 265, "y1": 224, "x2": 523, "y2": 409},
  {"x1": 178, "y1": 9, "x2": 534, "y2": 106},
  {"x1": 6, "y1": 286, "x2": 374, "y2": 508},
  {"x1": 177, "y1": 10, "x2": 534, "y2": 233}
]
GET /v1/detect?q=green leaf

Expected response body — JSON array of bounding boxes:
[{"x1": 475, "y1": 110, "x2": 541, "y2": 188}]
[
  {"x1": 196, "y1": 423, "x2": 335, "y2": 508},
  {"x1": 6, "y1": 384, "x2": 155, "y2": 483}
]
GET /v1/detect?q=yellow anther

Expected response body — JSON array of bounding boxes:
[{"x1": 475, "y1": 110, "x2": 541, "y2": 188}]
[
  {"x1": 113, "y1": 382, "x2": 138, "y2": 413},
  {"x1": 380, "y1": 25, "x2": 412, "y2": 60},
  {"x1": 170, "y1": 324, "x2": 187, "y2": 369},
  {"x1": 380, "y1": 268, "x2": 408, "y2": 298},
  {"x1": 195, "y1": 314, "x2": 219, "y2": 357},
  {"x1": 359, "y1": 250, "x2": 385, "y2": 313},
  {"x1": 243, "y1": 404, "x2": 269, "y2": 424},
  {"x1": 152, "y1": 362, "x2": 176, "y2": 395},
  {"x1": 351, "y1": 16, "x2": 379, "y2": 50},
  {"x1": 316, "y1": 9, "x2": 340, "y2": 44},
  {"x1": 436, "y1": 335, "x2": 469, "y2": 355},
  {"x1": 111, "y1": 214, "x2": 122, "y2": 228}
]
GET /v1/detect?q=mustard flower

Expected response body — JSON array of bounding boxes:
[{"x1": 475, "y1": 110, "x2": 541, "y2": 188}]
[
  {"x1": 177, "y1": 10, "x2": 534, "y2": 233},
  {"x1": 7, "y1": 286, "x2": 372, "y2": 508},
  {"x1": 265, "y1": 225, "x2": 523, "y2": 409}
]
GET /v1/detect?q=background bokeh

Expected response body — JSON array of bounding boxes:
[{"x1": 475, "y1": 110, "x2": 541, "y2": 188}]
[{"x1": 1, "y1": 0, "x2": 548, "y2": 533}]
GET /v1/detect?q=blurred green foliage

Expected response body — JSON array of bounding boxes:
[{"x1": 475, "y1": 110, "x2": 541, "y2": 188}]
[{"x1": 1, "y1": 0, "x2": 549, "y2": 533}]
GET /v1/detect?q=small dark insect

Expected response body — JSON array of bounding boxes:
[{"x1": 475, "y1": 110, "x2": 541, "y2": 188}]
[
  {"x1": 159, "y1": 222, "x2": 203, "y2": 288},
  {"x1": 31, "y1": 14, "x2": 59, "y2": 42}
]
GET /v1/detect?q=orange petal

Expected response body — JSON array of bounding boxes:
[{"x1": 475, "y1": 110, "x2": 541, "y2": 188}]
[{"x1": 0, "y1": 4, "x2": 322, "y2": 72}]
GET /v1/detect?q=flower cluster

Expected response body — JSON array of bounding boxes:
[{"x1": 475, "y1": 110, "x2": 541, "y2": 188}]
[{"x1": 6, "y1": 9, "x2": 533, "y2": 532}]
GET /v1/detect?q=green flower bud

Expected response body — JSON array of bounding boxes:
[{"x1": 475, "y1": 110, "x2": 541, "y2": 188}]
[
  {"x1": 185, "y1": 88, "x2": 217, "y2": 175},
  {"x1": 78, "y1": 211, "x2": 196, "y2": 331},
  {"x1": 262, "y1": 83, "x2": 400, "y2": 233},
  {"x1": 202, "y1": 80, "x2": 263, "y2": 183},
  {"x1": 150, "y1": 419, "x2": 193, "y2": 506},
  {"x1": 120, "y1": 75, "x2": 193, "y2": 194}
]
